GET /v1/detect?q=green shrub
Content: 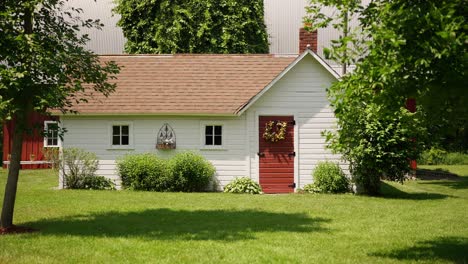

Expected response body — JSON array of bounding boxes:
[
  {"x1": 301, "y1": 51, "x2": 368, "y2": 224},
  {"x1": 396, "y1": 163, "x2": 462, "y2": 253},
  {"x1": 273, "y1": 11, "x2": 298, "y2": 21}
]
[
  {"x1": 72, "y1": 175, "x2": 115, "y2": 190},
  {"x1": 311, "y1": 161, "x2": 349, "y2": 193},
  {"x1": 117, "y1": 152, "x2": 215, "y2": 192},
  {"x1": 444, "y1": 152, "x2": 468, "y2": 165},
  {"x1": 168, "y1": 152, "x2": 215, "y2": 192},
  {"x1": 117, "y1": 153, "x2": 169, "y2": 191},
  {"x1": 302, "y1": 183, "x2": 322, "y2": 194},
  {"x1": 418, "y1": 147, "x2": 468, "y2": 165},
  {"x1": 418, "y1": 147, "x2": 447, "y2": 165},
  {"x1": 61, "y1": 147, "x2": 114, "y2": 190},
  {"x1": 224, "y1": 177, "x2": 263, "y2": 194}
]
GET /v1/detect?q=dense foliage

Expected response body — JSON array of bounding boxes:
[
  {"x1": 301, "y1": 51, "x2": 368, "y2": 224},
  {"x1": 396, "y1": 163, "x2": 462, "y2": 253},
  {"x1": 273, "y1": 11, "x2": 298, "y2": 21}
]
[
  {"x1": 0, "y1": 0, "x2": 119, "y2": 228},
  {"x1": 61, "y1": 148, "x2": 115, "y2": 190},
  {"x1": 117, "y1": 152, "x2": 215, "y2": 192},
  {"x1": 365, "y1": 0, "x2": 467, "y2": 153},
  {"x1": 224, "y1": 177, "x2": 263, "y2": 194},
  {"x1": 307, "y1": 0, "x2": 465, "y2": 195},
  {"x1": 303, "y1": 161, "x2": 349, "y2": 194},
  {"x1": 324, "y1": 102, "x2": 424, "y2": 195},
  {"x1": 114, "y1": 0, "x2": 269, "y2": 54},
  {"x1": 117, "y1": 153, "x2": 169, "y2": 191},
  {"x1": 418, "y1": 148, "x2": 468, "y2": 165},
  {"x1": 169, "y1": 152, "x2": 216, "y2": 192}
]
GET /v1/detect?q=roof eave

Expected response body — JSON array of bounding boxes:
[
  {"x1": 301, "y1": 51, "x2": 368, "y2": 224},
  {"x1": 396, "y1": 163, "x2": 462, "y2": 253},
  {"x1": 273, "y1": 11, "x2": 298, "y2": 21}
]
[{"x1": 58, "y1": 112, "x2": 238, "y2": 117}]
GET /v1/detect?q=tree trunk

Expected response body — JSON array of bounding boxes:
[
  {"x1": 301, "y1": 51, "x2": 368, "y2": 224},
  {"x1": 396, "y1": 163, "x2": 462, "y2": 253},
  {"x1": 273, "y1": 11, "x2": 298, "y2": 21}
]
[
  {"x1": 1, "y1": 112, "x2": 26, "y2": 228},
  {"x1": 353, "y1": 166, "x2": 382, "y2": 196},
  {"x1": 0, "y1": 5, "x2": 33, "y2": 229},
  {"x1": 342, "y1": 9, "x2": 349, "y2": 76}
]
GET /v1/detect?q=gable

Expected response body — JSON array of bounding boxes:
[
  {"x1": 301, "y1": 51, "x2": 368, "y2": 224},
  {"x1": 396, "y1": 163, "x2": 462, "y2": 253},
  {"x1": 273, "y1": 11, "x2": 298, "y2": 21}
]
[{"x1": 236, "y1": 51, "x2": 338, "y2": 115}]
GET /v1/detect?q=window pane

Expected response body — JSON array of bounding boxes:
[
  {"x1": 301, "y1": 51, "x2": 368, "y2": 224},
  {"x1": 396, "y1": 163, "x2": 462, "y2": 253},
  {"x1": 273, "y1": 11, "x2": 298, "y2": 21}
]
[
  {"x1": 112, "y1": 135, "x2": 120, "y2": 145},
  {"x1": 121, "y1": 135, "x2": 129, "y2": 145},
  {"x1": 214, "y1": 135, "x2": 222, "y2": 145},
  {"x1": 121, "y1": 125, "x2": 129, "y2": 135},
  {"x1": 112, "y1": 126, "x2": 120, "y2": 136},
  {"x1": 205, "y1": 125, "x2": 213, "y2": 135},
  {"x1": 45, "y1": 123, "x2": 59, "y2": 146},
  {"x1": 205, "y1": 135, "x2": 213, "y2": 145},
  {"x1": 214, "y1": 126, "x2": 222, "y2": 135}
]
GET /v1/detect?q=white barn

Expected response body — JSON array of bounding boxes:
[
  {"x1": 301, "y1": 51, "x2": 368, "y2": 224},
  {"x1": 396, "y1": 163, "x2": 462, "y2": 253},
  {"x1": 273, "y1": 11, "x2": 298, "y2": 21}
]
[{"x1": 58, "y1": 49, "x2": 341, "y2": 193}]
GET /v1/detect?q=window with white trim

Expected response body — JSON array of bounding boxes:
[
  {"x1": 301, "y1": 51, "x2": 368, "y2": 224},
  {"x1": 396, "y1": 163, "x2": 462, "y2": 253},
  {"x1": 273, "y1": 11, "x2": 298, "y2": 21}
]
[
  {"x1": 112, "y1": 125, "x2": 130, "y2": 146},
  {"x1": 205, "y1": 125, "x2": 222, "y2": 146},
  {"x1": 44, "y1": 121, "x2": 59, "y2": 147},
  {"x1": 108, "y1": 122, "x2": 134, "y2": 150}
]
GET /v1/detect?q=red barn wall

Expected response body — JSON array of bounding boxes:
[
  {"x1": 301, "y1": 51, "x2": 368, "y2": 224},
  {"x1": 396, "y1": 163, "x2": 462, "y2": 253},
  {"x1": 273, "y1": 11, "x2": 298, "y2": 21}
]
[{"x1": 3, "y1": 113, "x2": 56, "y2": 169}]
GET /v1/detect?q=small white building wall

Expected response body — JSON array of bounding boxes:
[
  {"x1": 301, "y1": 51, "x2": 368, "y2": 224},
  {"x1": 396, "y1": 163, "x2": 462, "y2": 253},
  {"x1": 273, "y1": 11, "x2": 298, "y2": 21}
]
[
  {"x1": 245, "y1": 55, "x2": 341, "y2": 188},
  {"x1": 60, "y1": 116, "x2": 249, "y2": 189}
]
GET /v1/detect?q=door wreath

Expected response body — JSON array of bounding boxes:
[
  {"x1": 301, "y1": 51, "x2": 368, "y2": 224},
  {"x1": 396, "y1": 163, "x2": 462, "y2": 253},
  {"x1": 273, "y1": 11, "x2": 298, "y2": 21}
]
[{"x1": 263, "y1": 121, "x2": 287, "y2": 142}]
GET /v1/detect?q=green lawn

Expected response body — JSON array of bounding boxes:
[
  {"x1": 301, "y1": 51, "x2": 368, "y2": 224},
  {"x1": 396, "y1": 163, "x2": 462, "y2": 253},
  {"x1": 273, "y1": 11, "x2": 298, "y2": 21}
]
[{"x1": 1, "y1": 167, "x2": 467, "y2": 264}]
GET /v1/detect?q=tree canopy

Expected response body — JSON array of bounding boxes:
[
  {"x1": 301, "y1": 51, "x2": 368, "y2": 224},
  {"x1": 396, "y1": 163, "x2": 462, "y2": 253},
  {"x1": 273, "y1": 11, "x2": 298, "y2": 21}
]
[
  {"x1": 114, "y1": 0, "x2": 270, "y2": 54},
  {"x1": 0, "y1": 0, "x2": 119, "y2": 229},
  {"x1": 307, "y1": 0, "x2": 466, "y2": 194}
]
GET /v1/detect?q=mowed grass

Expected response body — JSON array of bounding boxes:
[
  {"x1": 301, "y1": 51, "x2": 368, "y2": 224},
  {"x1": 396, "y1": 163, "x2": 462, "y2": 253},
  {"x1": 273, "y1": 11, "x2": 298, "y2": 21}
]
[{"x1": 0, "y1": 167, "x2": 467, "y2": 264}]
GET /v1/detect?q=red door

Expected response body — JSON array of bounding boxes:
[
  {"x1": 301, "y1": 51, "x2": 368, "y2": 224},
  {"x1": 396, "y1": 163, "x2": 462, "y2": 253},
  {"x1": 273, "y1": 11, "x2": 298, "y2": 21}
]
[{"x1": 259, "y1": 116, "x2": 295, "y2": 193}]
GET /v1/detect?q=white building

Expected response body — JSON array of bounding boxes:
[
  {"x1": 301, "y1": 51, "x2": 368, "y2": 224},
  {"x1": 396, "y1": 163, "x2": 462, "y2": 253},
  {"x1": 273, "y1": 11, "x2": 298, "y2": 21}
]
[{"x1": 58, "y1": 50, "x2": 341, "y2": 193}]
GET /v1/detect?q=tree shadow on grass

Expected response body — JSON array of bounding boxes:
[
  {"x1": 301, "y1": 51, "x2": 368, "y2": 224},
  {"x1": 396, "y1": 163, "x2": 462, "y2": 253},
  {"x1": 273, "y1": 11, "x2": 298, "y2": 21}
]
[
  {"x1": 370, "y1": 237, "x2": 468, "y2": 263},
  {"x1": 419, "y1": 180, "x2": 468, "y2": 190},
  {"x1": 380, "y1": 182, "x2": 451, "y2": 200},
  {"x1": 23, "y1": 209, "x2": 330, "y2": 241}
]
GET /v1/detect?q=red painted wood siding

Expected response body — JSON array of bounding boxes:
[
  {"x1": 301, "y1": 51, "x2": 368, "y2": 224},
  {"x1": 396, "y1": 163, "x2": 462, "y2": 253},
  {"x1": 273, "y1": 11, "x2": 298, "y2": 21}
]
[
  {"x1": 406, "y1": 98, "x2": 416, "y2": 113},
  {"x1": 3, "y1": 113, "x2": 55, "y2": 169},
  {"x1": 259, "y1": 116, "x2": 295, "y2": 193}
]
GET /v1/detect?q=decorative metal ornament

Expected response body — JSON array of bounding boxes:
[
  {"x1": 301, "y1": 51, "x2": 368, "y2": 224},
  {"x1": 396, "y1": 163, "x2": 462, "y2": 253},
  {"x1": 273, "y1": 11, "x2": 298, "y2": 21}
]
[{"x1": 156, "y1": 123, "x2": 176, "y2": 149}]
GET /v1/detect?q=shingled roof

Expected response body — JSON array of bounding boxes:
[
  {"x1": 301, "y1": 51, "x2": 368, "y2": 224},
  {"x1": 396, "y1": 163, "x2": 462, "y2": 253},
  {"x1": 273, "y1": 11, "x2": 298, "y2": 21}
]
[{"x1": 70, "y1": 54, "x2": 296, "y2": 115}]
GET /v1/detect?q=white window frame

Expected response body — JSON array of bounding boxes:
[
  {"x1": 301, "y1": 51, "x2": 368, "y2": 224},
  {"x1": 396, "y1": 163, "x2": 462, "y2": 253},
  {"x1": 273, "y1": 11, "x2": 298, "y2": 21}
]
[
  {"x1": 200, "y1": 121, "x2": 225, "y2": 150},
  {"x1": 43, "y1": 121, "x2": 61, "y2": 147},
  {"x1": 108, "y1": 121, "x2": 134, "y2": 150}
]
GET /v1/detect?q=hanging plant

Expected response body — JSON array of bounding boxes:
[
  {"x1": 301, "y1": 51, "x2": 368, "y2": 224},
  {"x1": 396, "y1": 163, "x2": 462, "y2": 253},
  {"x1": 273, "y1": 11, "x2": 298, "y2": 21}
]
[{"x1": 263, "y1": 121, "x2": 288, "y2": 142}]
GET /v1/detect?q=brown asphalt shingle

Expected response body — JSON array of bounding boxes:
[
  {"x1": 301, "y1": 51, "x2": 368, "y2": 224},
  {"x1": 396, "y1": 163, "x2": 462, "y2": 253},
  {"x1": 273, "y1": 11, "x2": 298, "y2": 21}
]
[{"x1": 70, "y1": 54, "x2": 296, "y2": 115}]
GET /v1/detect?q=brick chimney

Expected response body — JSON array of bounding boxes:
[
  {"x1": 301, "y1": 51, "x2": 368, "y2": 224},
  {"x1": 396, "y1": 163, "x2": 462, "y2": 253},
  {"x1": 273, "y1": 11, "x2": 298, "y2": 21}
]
[{"x1": 299, "y1": 26, "x2": 317, "y2": 53}]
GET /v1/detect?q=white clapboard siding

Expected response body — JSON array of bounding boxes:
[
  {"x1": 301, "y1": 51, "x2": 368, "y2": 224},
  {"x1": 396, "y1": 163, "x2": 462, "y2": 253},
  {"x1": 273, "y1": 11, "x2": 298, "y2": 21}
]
[
  {"x1": 245, "y1": 54, "x2": 342, "y2": 188},
  {"x1": 60, "y1": 116, "x2": 249, "y2": 189}
]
